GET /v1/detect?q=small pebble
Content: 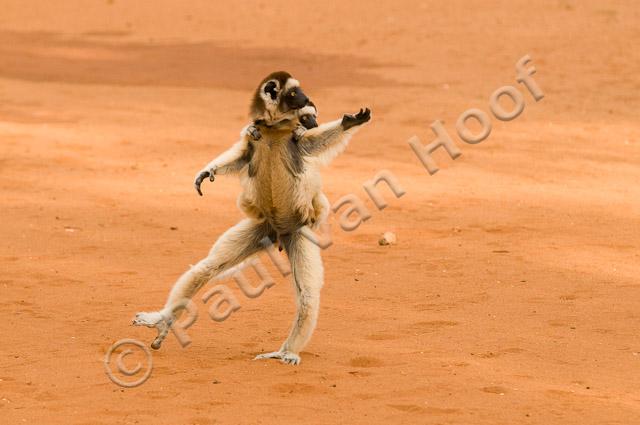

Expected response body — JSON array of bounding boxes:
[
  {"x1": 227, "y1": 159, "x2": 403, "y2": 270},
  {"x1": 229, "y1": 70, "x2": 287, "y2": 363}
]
[{"x1": 378, "y1": 231, "x2": 397, "y2": 246}]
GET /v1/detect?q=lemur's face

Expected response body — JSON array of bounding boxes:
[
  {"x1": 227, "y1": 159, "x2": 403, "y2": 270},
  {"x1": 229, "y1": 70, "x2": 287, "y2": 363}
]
[
  {"x1": 262, "y1": 77, "x2": 309, "y2": 112},
  {"x1": 252, "y1": 72, "x2": 311, "y2": 123}
]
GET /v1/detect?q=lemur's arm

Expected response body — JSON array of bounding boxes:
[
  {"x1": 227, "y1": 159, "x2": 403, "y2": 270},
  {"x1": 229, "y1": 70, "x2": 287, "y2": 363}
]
[
  {"x1": 194, "y1": 125, "x2": 259, "y2": 196},
  {"x1": 296, "y1": 108, "x2": 370, "y2": 166}
]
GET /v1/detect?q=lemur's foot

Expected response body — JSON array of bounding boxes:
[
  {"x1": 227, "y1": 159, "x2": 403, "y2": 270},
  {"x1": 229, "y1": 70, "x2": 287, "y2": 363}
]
[
  {"x1": 247, "y1": 125, "x2": 262, "y2": 141},
  {"x1": 292, "y1": 125, "x2": 307, "y2": 142},
  {"x1": 132, "y1": 311, "x2": 174, "y2": 350},
  {"x1": 253, "y1": 351, "x2": 301, "y2": 366},
  {"x1": 132, "y1": 311, "x2": 164, "y2": 327},
  {"x1": 341, "y1": 107, "x2": 371, "y2": 131}
]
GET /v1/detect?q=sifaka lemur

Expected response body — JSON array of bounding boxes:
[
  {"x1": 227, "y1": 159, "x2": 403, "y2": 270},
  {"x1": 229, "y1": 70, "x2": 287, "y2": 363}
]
[{"x1": 133, "y1": 71, "x2": 371, "y2": 365}]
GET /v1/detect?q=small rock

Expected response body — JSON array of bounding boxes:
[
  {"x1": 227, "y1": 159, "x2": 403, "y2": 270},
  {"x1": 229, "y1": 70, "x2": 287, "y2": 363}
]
[{"x1": 378, "y1": 231, "x2": 396, "y2": 246}]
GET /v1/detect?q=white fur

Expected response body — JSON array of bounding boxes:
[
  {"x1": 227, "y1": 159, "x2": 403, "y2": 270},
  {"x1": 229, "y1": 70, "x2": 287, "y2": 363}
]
[
  {"x1": 197, "y1": 130, "x2": 248, "y2": 177},
  {"x1": 299, "y1": 119, "x2": 362, "y2": 166},
  {"x1": 259, "y1": 79, "x2": 280, "y2": 120},
  {"x1": 297, "y1": 104, "x2": 317, "y2": 117},
  {"x1": 284, "y1": 78, "x2": 300, "y2": 92}
]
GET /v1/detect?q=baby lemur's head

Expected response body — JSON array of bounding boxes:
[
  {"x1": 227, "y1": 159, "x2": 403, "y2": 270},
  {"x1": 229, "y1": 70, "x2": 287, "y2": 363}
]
[
  {"x1": 296, "y1": 101, "x2": 318, "y2": 130},
  {"x1": 250, "y1": 71, "x2": 311, "y2": 124}
]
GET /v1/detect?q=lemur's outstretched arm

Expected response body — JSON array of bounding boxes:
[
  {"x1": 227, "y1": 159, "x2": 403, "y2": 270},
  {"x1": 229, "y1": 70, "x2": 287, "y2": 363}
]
[
  {"x1": 194, "y1": 125, "x2": 259, "y2": 196},
  {"x1": 296, "y1": 108, "x2": 371, "y2": 165}
]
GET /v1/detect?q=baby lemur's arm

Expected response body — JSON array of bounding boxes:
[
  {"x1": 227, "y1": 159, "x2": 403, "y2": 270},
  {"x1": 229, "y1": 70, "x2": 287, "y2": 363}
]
[
  {"x1": 194, "y1": 125, "x2": 259, "y2": 196},
  {"x1": 296, "y1": 108, "x2": 371, "y2": 165}
]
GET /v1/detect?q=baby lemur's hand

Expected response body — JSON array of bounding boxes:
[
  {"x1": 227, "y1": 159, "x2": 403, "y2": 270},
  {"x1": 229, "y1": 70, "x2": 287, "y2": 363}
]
[
  {"x1": 247, "y1": 124, "x2": 262, "y2": 141},
  {"x1": 292, "y1": 125, "x2": 307, "y2": 142},
  {"x1": 341, "y1": 108, "x2": 371, "y2": 131},
  {"x1": 194, "y1": 169, "x2": 215, "y2": 196}
]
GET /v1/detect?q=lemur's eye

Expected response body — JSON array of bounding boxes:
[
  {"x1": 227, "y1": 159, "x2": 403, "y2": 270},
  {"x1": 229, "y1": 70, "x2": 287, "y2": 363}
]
[{"x1": 290, "y1": 92, "x2": 296, "y2": 97}]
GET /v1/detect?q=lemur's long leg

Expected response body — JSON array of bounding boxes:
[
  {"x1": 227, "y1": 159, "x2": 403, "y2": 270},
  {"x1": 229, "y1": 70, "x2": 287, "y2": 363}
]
[
  {"x1": 295, "y1": 108, "x2": 371, "y2": 165},
  {"x1": 254, "y1": 231, "x2": 323, "y2": 365},
  {"x1": 133, "y1": 218, "x2": 273, "y2": 348}
]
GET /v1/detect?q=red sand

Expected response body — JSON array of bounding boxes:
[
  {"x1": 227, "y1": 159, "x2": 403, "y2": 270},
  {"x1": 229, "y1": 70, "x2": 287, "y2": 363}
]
[{"x1": 1, "y1": 1, "x2": 639, "y2": 424}]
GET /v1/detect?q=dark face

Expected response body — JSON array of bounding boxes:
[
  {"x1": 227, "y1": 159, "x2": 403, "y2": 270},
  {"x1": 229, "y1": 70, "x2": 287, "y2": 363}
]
[
  {"x1": 299, "y1": 113, "x2": 318, "y2": 129},
  {"x1": 282, "y1": 86, "x2": 309, "y2": 111}
]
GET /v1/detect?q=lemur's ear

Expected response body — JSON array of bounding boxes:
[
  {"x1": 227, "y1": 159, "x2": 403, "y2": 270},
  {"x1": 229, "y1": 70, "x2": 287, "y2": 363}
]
[{"x1": 263, "y1": 81, "x2": 278, "y2": 100}]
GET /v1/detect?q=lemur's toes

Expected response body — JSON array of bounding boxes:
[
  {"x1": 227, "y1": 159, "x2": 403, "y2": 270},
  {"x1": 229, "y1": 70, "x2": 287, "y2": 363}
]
[
  {"x1": 248, "y1": 126, "x2": 262, "y2": 141},
  {"x1": 293, "y1": 126, "x2": 307, "y2": 141},
  {"x1": 194, "y1": 170, "x2": 215, "y2": 196},
  {"x1": 341, "y1": 107, "x2": 372, "y2": 130},
  {"x1": 132, "y1": 311, "x2": 164, "y2": 327},
  {"x1": 254, "y1": 351, "x2": 281, "y2": 360},
  {"x1": 281, "y1": 352, "x2": 301, "y2": 365},
  {"x1": 357, "y1": 107, "x2": 371, "y2": 122},
  {"x1": 151, "y1": 337, "x2": 164, "y2": 350},
  {"x1": 254, "y1": 351, "x2": 301, "y2": 366}
]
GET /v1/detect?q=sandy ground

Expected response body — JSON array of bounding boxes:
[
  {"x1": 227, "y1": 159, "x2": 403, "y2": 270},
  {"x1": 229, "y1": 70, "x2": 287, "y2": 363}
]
[{"x1": 1, "y1": 1, "x2": 639, "y2": 424}]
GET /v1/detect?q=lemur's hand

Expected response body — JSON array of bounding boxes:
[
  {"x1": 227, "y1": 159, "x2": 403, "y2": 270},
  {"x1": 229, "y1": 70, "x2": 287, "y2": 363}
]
[
  {"x1": 247, "y1": 125, "x2": 262, "y2": 141},
  {"x1": 194, "y1": 169, "x2": 215, "y2": 196},
  {"x1": 292, "y1": 125, "x2": 307, "y2": 142},
  {"x1": 341, "y1": 108, "x2": 371, "y2": 131}
]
